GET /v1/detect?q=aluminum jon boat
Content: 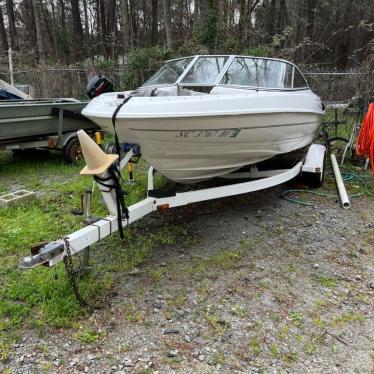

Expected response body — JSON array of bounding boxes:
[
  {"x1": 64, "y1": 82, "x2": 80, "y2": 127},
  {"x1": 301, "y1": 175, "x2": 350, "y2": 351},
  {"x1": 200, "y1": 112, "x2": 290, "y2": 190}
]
[{"x1": 82, "y1": 55, "x2": 325, "y2": 183}]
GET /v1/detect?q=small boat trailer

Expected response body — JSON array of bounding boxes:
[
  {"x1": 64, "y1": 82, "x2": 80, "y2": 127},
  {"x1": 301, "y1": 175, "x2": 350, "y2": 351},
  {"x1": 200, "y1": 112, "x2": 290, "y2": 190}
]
[{"x1": 20, "y1": 131, "x2": 326, "y2": 275}]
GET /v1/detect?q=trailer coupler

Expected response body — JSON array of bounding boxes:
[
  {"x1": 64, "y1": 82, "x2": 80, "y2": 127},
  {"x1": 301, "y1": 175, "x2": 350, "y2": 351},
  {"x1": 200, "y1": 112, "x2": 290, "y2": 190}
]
[{"x1": 19, "y1": 241, "x2": 64, "y2": 269}]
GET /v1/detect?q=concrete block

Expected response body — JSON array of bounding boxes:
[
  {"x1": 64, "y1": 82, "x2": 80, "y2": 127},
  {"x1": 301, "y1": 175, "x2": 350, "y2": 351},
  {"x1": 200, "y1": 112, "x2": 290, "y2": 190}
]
[{"x1": 0, "y1": 190, "x2": 36, "y2": 207}]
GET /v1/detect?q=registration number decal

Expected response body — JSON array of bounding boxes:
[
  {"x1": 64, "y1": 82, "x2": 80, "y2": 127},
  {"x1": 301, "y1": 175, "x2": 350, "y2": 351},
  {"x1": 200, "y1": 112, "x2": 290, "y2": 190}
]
[{"x1": 175, "y1": 128, "x2": 241, "y2": 139}]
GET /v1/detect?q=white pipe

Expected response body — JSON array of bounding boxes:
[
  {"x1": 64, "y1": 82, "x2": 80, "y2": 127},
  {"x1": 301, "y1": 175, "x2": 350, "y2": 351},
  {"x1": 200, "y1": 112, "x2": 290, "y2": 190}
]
[{"x1": 330, "y1": 154, "x2": 350, "y2": 209}]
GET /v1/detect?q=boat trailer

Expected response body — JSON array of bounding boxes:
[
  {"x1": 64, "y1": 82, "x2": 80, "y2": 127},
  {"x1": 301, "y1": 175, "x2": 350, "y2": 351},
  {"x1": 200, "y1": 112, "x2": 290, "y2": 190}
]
[{"x1": 20, "y1": 131, "x2": 326, "y2": 297}]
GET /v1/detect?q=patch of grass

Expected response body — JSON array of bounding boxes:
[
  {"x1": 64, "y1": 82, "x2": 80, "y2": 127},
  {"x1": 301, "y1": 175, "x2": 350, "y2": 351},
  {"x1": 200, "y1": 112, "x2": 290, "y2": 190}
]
[
  {"x1": 123, "y1": 302, "x2": 144, "y2": 323},
  {"x1": 0, "y1": 340, "x2": 10, "y2": 363},
  {"x1": 250, "y1": 336, "x2": 261, "y2": 356},
  {"x1": 73, "y1": 328, "x2": 103, "y2": 344},
  {"x1": 0, "y1": 155, "x2": 174, "y2": 333},
  {"x1": 282, "y1": 351, "x2": 298, "y2": 364},
  {"x1": 211, "y1": 351, "x2": 225, "y2": 365},
  {"x1": 187, "y1": 246, "x2": 245, "y2": 279},
  {"x1": 314, "y1": 298, "x2": 327, "y2": 308},
  {"x1": 259, "y1": 279, "x2": 272, "y2": 289},
  {"x1": 150, "y1": 268, "x2": 167, "y2": 282},
  {"x1": 270, "y1": 344, "x2": 279, "y2": 358},
  {"x1": 304, "y1": 342, "x2": 317, "y2": 354},
  {"x1": 289, "y1": 312, "x2": 304, "y2": 327},
  {"x1": 138, "y1": 369, "x2": 152, "y2": 374},
  {"x1": 171, "y1": 291, "x2": 188, "y2": 308},
  {"x1": 230, "y1": 305, "x2": 246, "y2": 318},
  {"x1": 277, "y1": 324, "x2": 290, "y2": 340},
  {"x1": 313, "y1": 318, "x2": 325, "y2": 329},
  {"x1": 206, "y1": 313, "x2": 230, "y2": 333},
  {"x1": 330, "y1": 311, "x2": 366, "y2": 327},
  {"x1": 317, "y1": 276, "x2": 339, "y2": 288}
]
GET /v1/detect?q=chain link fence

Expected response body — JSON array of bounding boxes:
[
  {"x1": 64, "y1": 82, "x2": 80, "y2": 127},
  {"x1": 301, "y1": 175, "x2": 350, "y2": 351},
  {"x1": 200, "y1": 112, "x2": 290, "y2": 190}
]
[
  {"x1": 0, "y1": 68, "x2": 132, "y2": 99},
  {"x1": 1, "y1": 65, "x2": 373, "y2": 102},
  {"x1": 302, "y1": 70, "x2": 374, "y2": 103}
]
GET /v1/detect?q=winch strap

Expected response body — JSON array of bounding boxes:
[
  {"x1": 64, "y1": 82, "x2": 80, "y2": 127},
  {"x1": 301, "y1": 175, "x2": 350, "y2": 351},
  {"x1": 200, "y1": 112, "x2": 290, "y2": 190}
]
[
  {"x1": 94, "y1": 164, "x2": 129, "y2": 239},
  {"x1": 111, "y1": 96, "x2": 132, "y2": 159}
]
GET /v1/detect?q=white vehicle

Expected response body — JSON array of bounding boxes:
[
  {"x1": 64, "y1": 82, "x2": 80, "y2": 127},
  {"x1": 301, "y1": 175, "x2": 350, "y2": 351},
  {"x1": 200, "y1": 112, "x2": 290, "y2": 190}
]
[{"x1": 83, "y1": 55, "x2": 324, "y2": 183}]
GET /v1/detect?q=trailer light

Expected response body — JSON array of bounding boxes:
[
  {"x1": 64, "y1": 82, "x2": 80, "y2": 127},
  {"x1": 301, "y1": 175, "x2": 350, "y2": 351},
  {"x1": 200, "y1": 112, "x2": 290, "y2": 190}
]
[
  {"x1": 315, "y1": 167, "x2": 321, "y2": 172},
  {"x1": 157, "y1": 204, "x2": 170, "y2": 212},
  {"x1": 95, "y1": 131, "x2": 103, "y2": 145}
]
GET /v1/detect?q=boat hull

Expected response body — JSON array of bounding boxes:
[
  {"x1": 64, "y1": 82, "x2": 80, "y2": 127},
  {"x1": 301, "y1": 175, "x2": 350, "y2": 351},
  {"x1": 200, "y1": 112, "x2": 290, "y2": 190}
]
[
  {"x1": 87, "y1": 114, "x2": 322, "y2": 183},
  {"x1": 83, "y1": 90, "x2": 324, "y2": 182},
  {"x1": 0, "y1": 100, "x2": 94, "y2": 145}
]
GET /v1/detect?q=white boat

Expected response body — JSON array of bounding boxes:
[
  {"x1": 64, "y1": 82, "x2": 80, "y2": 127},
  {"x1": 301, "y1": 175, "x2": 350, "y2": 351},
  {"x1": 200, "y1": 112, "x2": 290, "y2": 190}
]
[{"x1": 82, "y1": 55, "x2": 324, "y2": 183}]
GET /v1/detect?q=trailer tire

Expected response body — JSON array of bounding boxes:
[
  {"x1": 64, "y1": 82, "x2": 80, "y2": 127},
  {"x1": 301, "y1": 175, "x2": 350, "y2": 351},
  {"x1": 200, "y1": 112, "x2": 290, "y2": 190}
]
[{"x1": 63, "y1": 137, "x2": 82, "y2": 163}]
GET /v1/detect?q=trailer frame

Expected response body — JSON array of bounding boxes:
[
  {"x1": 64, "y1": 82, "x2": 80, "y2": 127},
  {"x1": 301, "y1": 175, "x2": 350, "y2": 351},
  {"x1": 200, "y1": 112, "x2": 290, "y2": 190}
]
[{"x1": 20, "y1": 143, "x2": 326, "y2": 270}]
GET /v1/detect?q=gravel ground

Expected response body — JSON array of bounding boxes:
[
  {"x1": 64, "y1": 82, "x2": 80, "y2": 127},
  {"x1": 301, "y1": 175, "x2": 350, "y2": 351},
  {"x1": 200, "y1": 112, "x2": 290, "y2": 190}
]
[{"x1": 3, "y1": 185, "x2": 374, "y2": 374}]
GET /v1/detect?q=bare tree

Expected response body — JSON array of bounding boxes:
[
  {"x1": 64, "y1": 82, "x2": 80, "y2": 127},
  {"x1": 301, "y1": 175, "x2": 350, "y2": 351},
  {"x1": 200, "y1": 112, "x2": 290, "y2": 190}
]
[
  {"x1": 162, "y1": 0, "x2": 173, "y2": 47},
  {"x1": 0, "y1": 4, "x2": 8, "y2": 51},
  {"x1": 31, "y1": 0, "x2": 45, "y2": 65},
  {"x1": 5, "y1": 0, "x2": 18, "y2": 49},
  {"x1": 151, "y1": 0, "x2": 158, "y2": 45},
  {"x1": 71, "y1": 0, "x2": 84, "y2": 59},
  {"x1": 120, "y1": 0, "x2": 131, "y2": 51}
]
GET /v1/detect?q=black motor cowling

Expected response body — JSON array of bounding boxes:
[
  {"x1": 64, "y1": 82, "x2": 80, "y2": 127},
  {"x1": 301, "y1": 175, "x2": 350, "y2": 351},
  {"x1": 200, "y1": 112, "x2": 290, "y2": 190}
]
[{"x1": 86, "y1": 75, "x2": 114, "y2": 99}]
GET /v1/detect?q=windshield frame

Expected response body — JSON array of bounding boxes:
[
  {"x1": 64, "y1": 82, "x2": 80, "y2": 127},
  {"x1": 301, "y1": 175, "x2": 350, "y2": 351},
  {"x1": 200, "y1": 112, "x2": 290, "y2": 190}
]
[{"x1": 142, "y1": 55, "x2": 309, "y2": 91}]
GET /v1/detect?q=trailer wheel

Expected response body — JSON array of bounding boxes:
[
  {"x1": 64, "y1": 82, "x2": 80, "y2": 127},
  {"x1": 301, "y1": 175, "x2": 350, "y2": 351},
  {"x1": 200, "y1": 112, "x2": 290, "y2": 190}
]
[{"x1": 63, "y1": 137, "x2": 82, "y2": 163}]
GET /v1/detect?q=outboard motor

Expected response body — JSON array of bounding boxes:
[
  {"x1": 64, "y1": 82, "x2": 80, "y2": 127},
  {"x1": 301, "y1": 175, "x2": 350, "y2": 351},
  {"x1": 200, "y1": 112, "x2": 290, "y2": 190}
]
[{"x1": 86, "y1": 75, "x2": 114, "y2": 99}]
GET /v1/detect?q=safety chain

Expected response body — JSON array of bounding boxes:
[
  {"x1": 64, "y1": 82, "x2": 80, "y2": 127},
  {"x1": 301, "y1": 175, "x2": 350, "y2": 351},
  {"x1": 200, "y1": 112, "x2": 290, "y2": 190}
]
[{"x1": 63, "y1": 238, "x2": 88, "y2": 309}]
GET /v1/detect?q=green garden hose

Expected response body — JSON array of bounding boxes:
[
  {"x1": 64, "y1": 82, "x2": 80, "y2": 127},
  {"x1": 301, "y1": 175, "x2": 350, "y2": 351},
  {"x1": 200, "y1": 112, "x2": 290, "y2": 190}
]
[{"x1": 281, "y1": 169, "x2": 367, "y2": 206}]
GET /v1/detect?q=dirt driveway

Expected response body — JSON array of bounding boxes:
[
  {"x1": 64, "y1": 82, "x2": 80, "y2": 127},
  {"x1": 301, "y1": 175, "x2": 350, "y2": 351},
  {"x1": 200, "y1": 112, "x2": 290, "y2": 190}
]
[{"x1": 4, "y1": 184, "x2": 374, "y2": 374}]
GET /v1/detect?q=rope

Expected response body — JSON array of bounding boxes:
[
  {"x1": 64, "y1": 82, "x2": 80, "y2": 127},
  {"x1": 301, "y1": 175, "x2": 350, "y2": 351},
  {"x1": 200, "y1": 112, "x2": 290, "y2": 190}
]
[
  {"x1": 356, "y1": 102, "x2": 374, "y2": 171},
  {"x1": 281, "y1": 169, "x2": 366, "y2": 206}
]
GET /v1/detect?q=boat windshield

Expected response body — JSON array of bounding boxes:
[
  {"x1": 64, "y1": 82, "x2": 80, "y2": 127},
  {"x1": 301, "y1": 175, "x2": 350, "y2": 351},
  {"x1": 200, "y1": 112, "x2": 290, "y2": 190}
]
[
  {"x1": 180, "y1": 56, "x2": 228, "y2": 85},
  {"x1": 143, "y1": 57, "x2": 193, "y2": 86},
  {"x1": 221, "y1": 57, "x2": 308, "y2": 89},
  {"x1": 142, "y1": 55, "x2": 308, "y2": 89}
]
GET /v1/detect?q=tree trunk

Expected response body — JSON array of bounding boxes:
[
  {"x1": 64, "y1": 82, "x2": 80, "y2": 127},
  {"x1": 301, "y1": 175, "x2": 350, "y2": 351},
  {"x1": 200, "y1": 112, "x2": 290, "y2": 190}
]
[
  {"x1": 98, "y1": 0, "x2": 107, "y2": 56},
  {"x1": 162, "y1": 0, "x2": 173, "y2": 47},
  {"x1": 305, "y1": 0, "x2": 316, "y2": 39},
  {"x1": 151, "y1": 0, "x2": 158, "y2": 45},
  {"x1": 244, "y1": 0, "x2": 261, "y2": 43},
  {"x1": 268, "y1": 0, "x2": 276, "y2": 37},
  {"x1": 71, "y1": 0, "x2": 84, "y2": 59},
  {"x1": 277, "y1": 0, "x2": 287, "y2": 35},
  {"x1": 59, "y1": 0, "x2": 65, "y2": 29},
  {"x1": 238, "y1": 0, "x2": 246, "y2": 40},
  {"x1": 193, "y1": 0, "x2": 199, "y2": 27},
  {"x1": 32, "y1": 0, "x2": 45, "y2": 64},
  {"x1": 120, "y1": 0, "x2": 131, "y2": 51},
  {"x1": 107, "y1": 0, "x2": 117, "y2": 58},
  {"x1": 82, "y1": 0, "x2": 89, "y2": 36},
  {"x1": 6, "y1": 0, "x2": 18, "y2": 49},
  {"x1": 0, "y1": 5, "x2": 9, "y2": 51},
  {"x1": 32, "y1": 0, "x2": 47, "y2": 96}
]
